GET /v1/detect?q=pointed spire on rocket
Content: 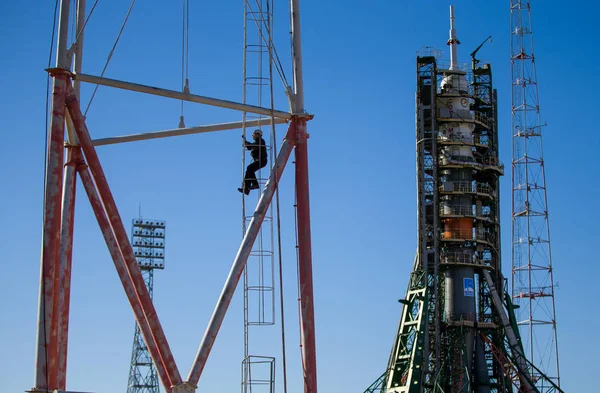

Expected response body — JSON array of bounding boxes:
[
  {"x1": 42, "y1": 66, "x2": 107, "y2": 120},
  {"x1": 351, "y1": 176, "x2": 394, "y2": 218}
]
[{"x1": 447, "y1": 5, "x2": 461, "y2": 70}]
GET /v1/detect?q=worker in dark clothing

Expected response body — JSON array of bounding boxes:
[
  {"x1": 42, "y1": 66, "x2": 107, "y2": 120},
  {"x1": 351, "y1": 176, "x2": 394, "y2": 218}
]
[{"x1": 238, "y1": 129, "x2": 268, "y2": 195}]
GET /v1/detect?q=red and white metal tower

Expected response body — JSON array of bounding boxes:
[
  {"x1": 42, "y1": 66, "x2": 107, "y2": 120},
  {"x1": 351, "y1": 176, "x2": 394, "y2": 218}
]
[
  {"x1": 510, "y1": 0, "x2": 561, "y2": 389},
  {"x1": 30, "y1": 1, "x2": 316, "y2": 392}
]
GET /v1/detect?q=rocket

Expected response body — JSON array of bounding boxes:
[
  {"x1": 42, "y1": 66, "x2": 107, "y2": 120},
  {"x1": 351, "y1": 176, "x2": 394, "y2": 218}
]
[
  {"x1": 438, "y1": 6, "x2": 484, "y2": 389},
  {"x1": 372, "y1": 5, "x2": 556, "y2": 393}
]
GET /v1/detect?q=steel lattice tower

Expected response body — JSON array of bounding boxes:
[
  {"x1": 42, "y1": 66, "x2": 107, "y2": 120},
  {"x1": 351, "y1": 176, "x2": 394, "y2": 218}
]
[
  {"x1": 127, "y1": 218, "x2": 166, "y2": 393},
  {"x1": 510, "y1": 1, "x2": 561, "y2": 389}
]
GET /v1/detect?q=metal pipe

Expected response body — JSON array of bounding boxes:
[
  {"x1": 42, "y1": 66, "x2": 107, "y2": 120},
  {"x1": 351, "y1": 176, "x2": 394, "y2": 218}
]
[
  {"x1": 65, "y1": 116, "x2": 78, "y2": 148},
  {"x1": 294, "y1": 118, "x2": 317, "y2": 393},
  {"x1": 73, "y1": 0, "x2": 86, "y2": 97},
  {"x1": 65, "y1": 84, "x2": 182, "y2": 388},
  {"x1": 65, "y1": 0, "x2": 87, "y2": 145},
  {"x1": 290, "y1": 2, "x2": 315, "y2": 390},
  {"x1": 77, "y1": 163, "x2": 174, "y2": 393},
  {"x1": 290, "y1": 0, "x2": 305, "y2": 112},
  {"x1": 186, "y1": 121, "x2": 297, "y2": 386},
  {"x1": 34, "y1": 0, "x2": 72, "y2": 386},
  {"x1": 481, "y1": 269, "x2": 533, "y2": 391},
  {"x1": 56, "y1": 147, "x2": 79, "y2": 390},
  {"x1": 92, "y1": 118, "x2": 287, "y2": 146},
  {"x1": 56, "y1": 0, "x2": 71, "y2": 69},
  {"x1": 74, "y1": 73, "x2": 292, "y2": 120},
  {"x1": 34, "y1": 71, "x2": 68, "y2": 390}
]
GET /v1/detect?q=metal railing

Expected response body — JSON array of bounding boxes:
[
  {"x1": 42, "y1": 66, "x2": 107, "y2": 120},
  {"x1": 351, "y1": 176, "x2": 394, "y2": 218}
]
[
  {"x1": 437, "y1": 108, "x2": 490, "y2": 128},
  {"x1": 440, "y1": 204, "x2": 491, "y2": 218},
  {"x1": 442, "y1": 229, "x2": 494, "y2": 243},
  {"x1": 439, "y1": 181, "x2": 494, "y2": 196},
  {"x1": 440, "y1": 252, "x2": 474, "y2": 265},
  {"x1": 441, "y1": 154, "x2": 504, "y2": 171},
  {"x1": 438, "y1": 132, "x2": 489, "y2": 146},
  {"x1": 440, "y1": 204, "x2": 476, "y2": 216}
]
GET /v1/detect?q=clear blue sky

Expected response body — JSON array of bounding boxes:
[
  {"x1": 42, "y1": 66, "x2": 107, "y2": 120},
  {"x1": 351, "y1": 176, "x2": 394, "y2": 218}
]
[{"x1": 0, "y1": 1, "x2": 597, "y2": 392}]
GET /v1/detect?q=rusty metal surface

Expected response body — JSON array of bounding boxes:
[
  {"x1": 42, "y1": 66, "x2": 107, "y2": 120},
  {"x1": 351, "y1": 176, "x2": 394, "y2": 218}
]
[
  {"x1": 35, "y1": 72, "x2": 68, "y2": 390},
  {"x1": 294, "y1": 118, "x2": 317, "y2": 393},
  {"x1": 57, "y1": 147, "x2": 79, "y2": 389},
  {"x1": 66, "y1": 85, "x2": 181, "y2": 391}
]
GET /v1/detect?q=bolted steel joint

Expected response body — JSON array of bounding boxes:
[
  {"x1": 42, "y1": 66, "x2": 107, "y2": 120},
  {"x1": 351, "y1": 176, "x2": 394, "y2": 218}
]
[
  {"x1": 45, "y1": 67, "x2": 73, "y2": 78},
  {"x1": 171, "y1": 382, "x2": 196, "y2": 393},
  {"x1": 292, "y1": 112, "x2": 314, "y2": 120}
]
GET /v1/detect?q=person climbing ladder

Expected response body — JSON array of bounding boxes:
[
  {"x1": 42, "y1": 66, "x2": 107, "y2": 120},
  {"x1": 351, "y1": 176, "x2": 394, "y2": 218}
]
[{"x1": 238, "y1": 129, "x2": 268, "y2": 195}]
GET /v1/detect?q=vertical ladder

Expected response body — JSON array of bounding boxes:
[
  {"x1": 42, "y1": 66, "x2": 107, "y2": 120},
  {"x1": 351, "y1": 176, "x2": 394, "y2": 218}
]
[{"x1": 241, "y1": 1, "x2": 276, "y2": 392}]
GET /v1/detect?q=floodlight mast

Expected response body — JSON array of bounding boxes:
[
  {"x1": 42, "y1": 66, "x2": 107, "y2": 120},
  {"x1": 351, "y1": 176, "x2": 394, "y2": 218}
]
[{"x1": 32, "y1": 0, "x2": 317, "y2": 393}]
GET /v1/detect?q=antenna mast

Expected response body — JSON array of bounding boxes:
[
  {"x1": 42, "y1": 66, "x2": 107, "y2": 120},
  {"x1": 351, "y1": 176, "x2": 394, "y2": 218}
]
[{"x1": 510, "y1": 0, "x2": 561, "y2": 389}]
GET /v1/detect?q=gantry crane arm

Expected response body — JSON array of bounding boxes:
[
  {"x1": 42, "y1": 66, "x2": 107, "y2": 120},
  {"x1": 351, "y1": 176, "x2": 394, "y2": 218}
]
[{"x1": 470, "y1": 35, "x2": 492, "y2": 68}]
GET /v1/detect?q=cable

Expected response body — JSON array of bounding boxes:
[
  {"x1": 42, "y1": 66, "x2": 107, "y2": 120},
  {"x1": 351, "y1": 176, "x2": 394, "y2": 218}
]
[
  {"x1": 264, "y1": 1, "x2": 289, "y2": 390},
  {"x1": 247, "y1": 0, "x2": 289, "y2": 90},
  {"x1": 73, "y1": 0, "x2": 100, "y2": 48},
  {"x1": 179, "y1": 0, "x2": 189, "y2": 126},
  {"x1": 180, "y1": 0, "x2": 185, "y2": 117},
  {"x1": 185, "y1": 0, "x2": 189, "y2": 87},
  {"x1": 84, "y1": 0, "x2": 137, "y2": 116},
  {"x1": 70, "y1": 2, "x2": 76, "y2": 48}
]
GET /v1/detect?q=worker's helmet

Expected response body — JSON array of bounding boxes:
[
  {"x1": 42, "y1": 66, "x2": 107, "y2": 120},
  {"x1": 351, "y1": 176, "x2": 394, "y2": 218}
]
[{"x1": 253, "y1": 129, "x2": 263, "y2": 138}]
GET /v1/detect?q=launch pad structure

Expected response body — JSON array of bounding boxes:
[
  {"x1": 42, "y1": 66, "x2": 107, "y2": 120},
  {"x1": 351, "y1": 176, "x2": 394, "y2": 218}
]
[
  {"x1": 31, "y1": 1, "x2": 316, "y2": 393},
  {"x1": 29, "y1": 1, "x2": 565, "y2": 393},
  {"x1": 364, "y1": 6, "x2": 562, "y2": 393}
]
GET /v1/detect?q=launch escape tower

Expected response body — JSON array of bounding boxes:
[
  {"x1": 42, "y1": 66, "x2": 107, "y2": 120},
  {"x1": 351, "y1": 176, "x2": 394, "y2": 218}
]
[
  {"x1": 510, "y1": 1, "x2": 561, "y2": 389},
  {"x1": 364, "y1": 7, "x2": 562, "y2": 393},
  {"x1": 127, "y1": 218, "x2": 166, "y2": 393}
]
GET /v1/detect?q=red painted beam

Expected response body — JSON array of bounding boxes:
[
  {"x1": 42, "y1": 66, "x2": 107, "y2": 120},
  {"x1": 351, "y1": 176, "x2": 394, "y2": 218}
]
[
  {"x1": 65, "y1": 85, "x2": 182, "y2": 390},
  {"x1": 34, "y1": 70, "x2": 68, "y2": 390},
  {"x1": 77, "y1": 161, "x2": 174, "y2": 392},
  {"x1": 57, "y1": 146, "x2": 79, "y2": 389},
  {"x1": 294, "y1": 117, "x2": 317, "y2": 393}
]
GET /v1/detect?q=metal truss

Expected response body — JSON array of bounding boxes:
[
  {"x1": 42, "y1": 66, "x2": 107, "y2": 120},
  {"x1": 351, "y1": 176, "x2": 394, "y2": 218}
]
[
  {"x1": 385, "y1": 266, "x2": 428, "y2": 393},
  {"x1": 31, "y1": 1, "x2": 317, "y2": 393},
  {"x1": 510, "y1": 2, "x2": 561, "y2": 390}
]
